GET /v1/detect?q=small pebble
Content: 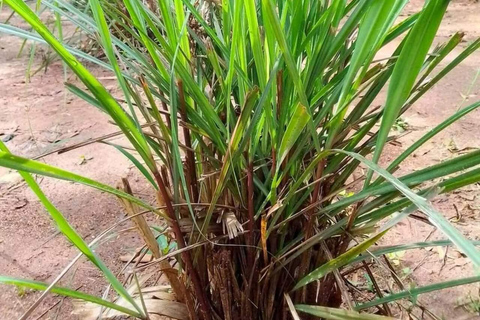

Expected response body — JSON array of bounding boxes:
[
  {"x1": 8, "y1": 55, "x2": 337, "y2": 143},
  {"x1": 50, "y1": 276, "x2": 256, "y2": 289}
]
[{"x1": 1, "y1": 134, "x2": 14, "y2": 142}]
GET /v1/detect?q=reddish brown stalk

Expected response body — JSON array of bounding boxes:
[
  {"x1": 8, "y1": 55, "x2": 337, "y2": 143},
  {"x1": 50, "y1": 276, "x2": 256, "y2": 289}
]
[
  {"x1": 266, "y1": 273, "x2": 280, "y2": 319},
  {"x1": 152, "y1": 171, "x2": 211, "y2": 320},
  {"x1": 276, "y1": 70, "x2": 283, "y2": 118},
  {"x1": 271, "y1": 70, "x2": 282, "y2": 179},
  {"x1": 318, "y1": 243, "x2": 352, "y2": 311},
  {"x1": 337, "y1": 201, "x2": 366, "y2": 260},
  {"x1": 341, "y1": 262, "x2": 374, "y2": 277},
  {"x1": 362, "y1": 261, "x2": 392, "y2": 316},
  {"x1": 160, "y1": 165, "x2": 171, "y2": 190},
  {"x1": 346, "y1": 200, "x2": 365, "y2": 232},
  {"x1": 159, "y1": 90, "x2": 172, "y2": 131},
  {"x1": 247, "y1": 153, "x2": 255, "y2": 267},
  {"x1": 177, "y1": 80, "x2": 199, "y2": 201},
  {"x1": 245, "y1": 254, "x2": 260, "y2": 319},
  {"x1": 298, "y1": 160, "x2": 326, "y2": 273}
]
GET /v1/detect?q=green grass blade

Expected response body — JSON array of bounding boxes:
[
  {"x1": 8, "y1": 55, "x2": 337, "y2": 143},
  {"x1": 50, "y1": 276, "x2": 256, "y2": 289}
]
[
  {"x1": 201, "y1": 88, "x2": 259, "y2": 236},
  {"x1": 158, "y1": 0, "x2": 177, "y2": 45},
  {"x1": 324, "y1": 149, "x2": 480, "y2": 214},
  {"x1": 368, "y1": 0, "x2": 450, "y2": 184},
  {"x1": 261, "y1": 0, "x2": 307, "y2": 107},
  {"x1": 105, "y1": 142, "x2": 158, "y2": 190},
  {"x1": 0, "y1": 23, "x2": 115, "y2": 73},
  {"x1": 385, "y1": 100, "x2": 480, "y2": 173},
  {"x1": 407, "y1": 37, "x2": 480, "y2": 107},
  {"x1": 296, "y1": 304, "x2": 394, "y2": 320},
  {"x1": 0, "y1": 276, "x2": 142, "y2": 318},
  {"x1": 65, "y1": 83, "x2": 105, "y2": 112},
  {"x1": 88, "y1": 0, "x2": 147, "y2": 140},
  {"x1": 0, "y1": 142, "x2": 144, "y2": 316},
  {"x1": 356, "y1": 167, "x2": 480, "y2": 227},
  {"x1": 383, "y1": 12, "x2": 419, "y2": 45},
  {"x1": 356, "y1": 276, "x2": 480, "y2": 311},
  {"x1": 336, "y1": 149, "x2": 480, "y2": 268},
  {"x1": 0, "y1": 151, "x2": 159, "y2": 214},
  {"x1": 277, "y1": 103, "x2": 310, "y2": 166},
  {"x1": 328, "y1": 0, "x2": 406, "y2": 147},
  {"x1": 413, "y1": 32, "x2": 464, "y2": 91},
  {"x1": 350, "y1": 240, "x2": 480, "y2": 266},
  {"x1": 294, "y1": 231, "x2": 387, "y2": 290},
  {"x1": 121, "y1": 0, "x2": 169, "y2": 80},
  {"x1": 245, "y1": 0, "x2": 266, "y2": 88}
]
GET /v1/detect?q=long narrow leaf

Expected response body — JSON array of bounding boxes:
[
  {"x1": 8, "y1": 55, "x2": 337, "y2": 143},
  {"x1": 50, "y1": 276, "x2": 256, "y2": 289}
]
[
  {"x1": 294, "y1": 231, "x2": 387, "y2": 290},
  {"x1": 356, "y1": 276, "x2": 480, "y2": 311},
  {"x1": 0, "y1": 276, "x2": 142, "y2": 318},
  {"x1": 296, "y1": 304, "x2": 394, "y2": 320},
  {"x1": 0, "y1": 151, "x2": 160, "y2": 215},
  {"x1": 368, "y1": 0, "x2": 450, "y2": 183},
  {"x1": 0, "y1": 142, "x2": 143, "y2": 316}
]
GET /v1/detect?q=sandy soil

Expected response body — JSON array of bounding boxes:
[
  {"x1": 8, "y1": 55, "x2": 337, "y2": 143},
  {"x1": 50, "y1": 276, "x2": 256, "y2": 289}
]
[
  {"x1": 0, "y1": 10, "x2": 150, "y2": 320},
  {"x1": 1, "y1": 1, "x2": 480, "y2": 319}
]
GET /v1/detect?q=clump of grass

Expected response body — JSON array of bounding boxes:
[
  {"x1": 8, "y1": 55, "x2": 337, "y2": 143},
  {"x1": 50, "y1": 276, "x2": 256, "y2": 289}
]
[
  {"x1": 15, "y1": 284, "x2": 31, "y2": 297},
  {"x1": 1, "y1": 0, "x2": 480, "y2": 319},
  {"x1": 457, "y1": 292, "x2": 480, "y2": 314}
]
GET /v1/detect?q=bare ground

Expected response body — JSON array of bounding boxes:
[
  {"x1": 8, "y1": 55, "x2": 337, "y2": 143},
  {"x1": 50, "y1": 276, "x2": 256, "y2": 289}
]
[{"x1": 1, "y1": 1, "x2": 480, "y2": 319}]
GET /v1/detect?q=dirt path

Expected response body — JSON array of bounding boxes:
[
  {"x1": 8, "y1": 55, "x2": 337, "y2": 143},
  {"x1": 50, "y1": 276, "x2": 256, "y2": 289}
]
[{"x1": 1, "y1": 1, "x2": 480, "y2": 319}]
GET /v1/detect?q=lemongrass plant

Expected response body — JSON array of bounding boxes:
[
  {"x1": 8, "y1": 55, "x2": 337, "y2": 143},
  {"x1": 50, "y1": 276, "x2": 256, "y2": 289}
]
[{"x1": 1, "y1": 0, "x2": 480, "y2": 319}]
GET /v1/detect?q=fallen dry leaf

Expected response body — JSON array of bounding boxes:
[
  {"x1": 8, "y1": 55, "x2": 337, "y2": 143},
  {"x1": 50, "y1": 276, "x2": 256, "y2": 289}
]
[{"x1": 72, "y1": 297, "x2": 188, "y2": 320}]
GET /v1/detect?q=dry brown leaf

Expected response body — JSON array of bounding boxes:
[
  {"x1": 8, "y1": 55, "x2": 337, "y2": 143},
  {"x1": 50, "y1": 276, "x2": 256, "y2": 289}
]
[
  {"x1": 143, "y1": 298, "x2": 189, "y2": 319},
  {"x1": 119, "y1": 253, "x2": 153, "y2": 263},
  {"x1": 72, "y1": 297, "x2": 188, "y2": 320}
]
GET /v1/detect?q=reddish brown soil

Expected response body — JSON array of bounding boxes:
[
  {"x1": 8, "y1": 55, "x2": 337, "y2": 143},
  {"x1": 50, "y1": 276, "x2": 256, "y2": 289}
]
[
  {"x1": 1, "y1": 1, "x2": 480, "y2": 319},
  {"x1": 0, "y1": 11, "x2": 150, "y2": 319},
  {"x1": 375, "y1": 1, "x2": 480, "y2": 319}
]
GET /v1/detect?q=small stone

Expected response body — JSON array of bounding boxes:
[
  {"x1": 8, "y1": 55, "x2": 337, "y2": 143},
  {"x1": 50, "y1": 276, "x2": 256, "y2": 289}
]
[{"x1": 1, "y1": 134, "x2": 14, "y2": 142}]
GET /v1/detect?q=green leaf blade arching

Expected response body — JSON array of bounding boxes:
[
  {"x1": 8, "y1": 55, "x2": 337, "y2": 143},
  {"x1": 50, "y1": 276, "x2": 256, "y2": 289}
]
[
  {"x1": 294, "y1": 231, "x2": 387, "y2": 290},
  {"x1": 277, "y1": 103, "x2": 310, "y2": 165},
  {"x1": 356, "y1": 276, "x2": 480, "y2": 311},
  {"x1": 296, "y1": 304, "x2": 394, "y2": 320},
  {"x1": 368, "y1": 0, "x2": 450, "y2": 183},
  {"x1": 336, "y1": 150, "x2": 480, "y2": 268},
  {"x1": 0, "y1": 276, "x2": 142, "y2": 318},
  {"x1": 0, "y1": 151, "x2": 159, "y2": 215},
  {"x1": 386, "y1": 100, "x2": 480, "y2": 173},
  {"x1": 327, "y1": 0, "x2": 407, "y2": 148},
  {"x1": 0, "y1": 142, "x2": 144, "y2": 316}
]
